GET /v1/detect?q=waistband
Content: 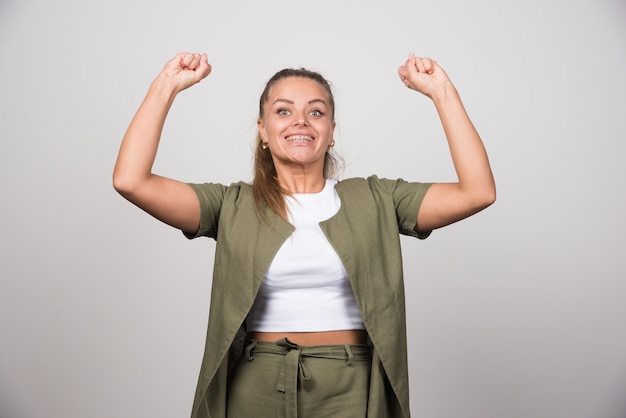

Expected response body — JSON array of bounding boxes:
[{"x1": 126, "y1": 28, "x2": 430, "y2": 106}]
[{"x1": 244, "y1": 338, "x2": 371, "y2": 418}]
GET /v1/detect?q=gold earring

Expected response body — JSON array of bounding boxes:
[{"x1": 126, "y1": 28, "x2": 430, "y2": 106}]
[{"x1": 329, "y1": 140, "x2": 335, "y2": 148}]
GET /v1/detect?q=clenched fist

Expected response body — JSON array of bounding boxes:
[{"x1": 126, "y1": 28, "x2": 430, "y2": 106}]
[
  {"x1": 398, "y1": 53, "x2": 453, "y2": 100},
  {"x1": 158, "y1": 52, "x2": 212, "y2": 94}
]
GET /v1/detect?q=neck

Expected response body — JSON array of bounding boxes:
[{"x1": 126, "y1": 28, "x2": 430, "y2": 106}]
[{"x1": 277, "y1": 170, "x2": 326, "y2": 194}]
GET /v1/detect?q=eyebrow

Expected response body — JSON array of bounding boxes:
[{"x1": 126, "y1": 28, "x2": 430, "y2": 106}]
[{"x1": 272, "y1": 98, "x2": 328, "y2": 106}]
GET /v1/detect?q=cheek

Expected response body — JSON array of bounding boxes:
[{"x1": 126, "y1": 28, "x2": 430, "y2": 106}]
[
  {"x1": 319, "y1": 123, "x2": 334, "y2": 137},
  {"x1": 259, "y1": 120, "x2": 279, "y2": 141},
  {"x1": 267, "y1": 121, "x2": 289, "y2": 138}
]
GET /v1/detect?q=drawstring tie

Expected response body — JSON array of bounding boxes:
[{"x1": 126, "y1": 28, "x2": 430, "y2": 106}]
[{"x1": 275, "y1": 338, "x2": 312, "y2": 417}]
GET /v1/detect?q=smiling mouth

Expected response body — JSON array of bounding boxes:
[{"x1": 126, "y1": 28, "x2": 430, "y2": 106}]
[{"x1": 285, "y1": 135, "x2": 314, "y2": 143}]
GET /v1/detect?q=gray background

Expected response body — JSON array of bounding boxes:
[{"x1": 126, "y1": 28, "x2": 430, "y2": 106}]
[{"x1": 1, "y1": 0, "x2": 625, "y2": 417}]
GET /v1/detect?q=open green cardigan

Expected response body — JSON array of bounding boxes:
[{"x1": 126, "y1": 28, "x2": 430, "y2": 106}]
[{"x1": 185, "y1": 176, "x2": 431, "y2": 418}]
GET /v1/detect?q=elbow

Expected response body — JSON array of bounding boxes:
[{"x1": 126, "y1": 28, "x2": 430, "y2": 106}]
[
  {"x1": 112, "y1": 168, "x2": 126, "y2": 194},
  {"x1": 112, "y1": 167, "x2": 154, "y2": 204},
  {"x1": 112, "y1": 177, "x2": 126, "y2": 196},
  {"x1": 112, "y1": 169, "x2": 137, "y2": 198},
  {"x1": 463, "y1": 181, "x2": 496, "y2": 215},
  {"x1": 476, "y1": 183, "x2": 497, "y2": 212},
  {"x1": 483, "y1": 182, "x2": 497, "y2": 207}
]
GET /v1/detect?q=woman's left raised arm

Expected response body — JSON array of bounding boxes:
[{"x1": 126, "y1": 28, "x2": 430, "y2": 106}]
[{"x1": 398, "y1": 53, "x2": 496, "y2": 233}]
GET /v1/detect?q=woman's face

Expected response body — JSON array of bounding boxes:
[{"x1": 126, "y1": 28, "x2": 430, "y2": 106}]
[{"x1": 258, "y1": 76, "x2": 335, "y2": 175}]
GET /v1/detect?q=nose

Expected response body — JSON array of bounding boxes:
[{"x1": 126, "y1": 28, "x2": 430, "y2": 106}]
[{"x1": 292, "y1": 111, "x2": 309, "y2": 126}]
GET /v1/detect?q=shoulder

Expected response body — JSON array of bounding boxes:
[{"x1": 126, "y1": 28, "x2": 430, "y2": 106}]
[
  {"x1": 184, "y1": 181, "x2": 255, "y2": 239},
  {"x1": 188, "y1": 181, "x2": 252, "y2": 201},
  {"x1": 186, "y1": 180, "x2": 255, "y2": 218},
  {"x1": 335, "y1": 176, "x2": 433, "y2": 236},
  {"x1": 336, "y1": 175, "x2": 424, "y2": 195},
  {"x1": 333, "y1": 176, "x2": 400, "y2": 211},
  {"x1": 336, "y1": 175, "x2": 386, "y2": 189}
]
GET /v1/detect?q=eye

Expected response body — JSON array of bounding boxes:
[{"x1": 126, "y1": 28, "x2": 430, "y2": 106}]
[
  {"x1": 309, "y1": 109, "x2": 324, "y2": 118},
  {"x1": 277, "y1": 108, "x2": 291, "y2": 116}
]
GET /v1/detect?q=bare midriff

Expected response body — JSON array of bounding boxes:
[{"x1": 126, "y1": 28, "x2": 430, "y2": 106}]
[{"x1": 248, "y1": 330, "x2": 368, "y2": 346}]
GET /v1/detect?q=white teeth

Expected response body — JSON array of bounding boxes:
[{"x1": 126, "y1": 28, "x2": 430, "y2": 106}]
[{"x1": 286, "y1": 135, "x2": 313, "y2": 142}]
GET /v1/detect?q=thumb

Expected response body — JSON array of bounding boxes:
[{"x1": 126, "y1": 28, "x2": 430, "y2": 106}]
[
  {"x1": 398, "y1": 65, "x2": 407, "y2": 80},
  {"x1": 398, "y1": 66, "x2": 410, "y2": 87},
  {"x1": 196, "y1": 53, "x2": 212, "y2": 81},
  {"x1": 398, "y1": 53, "x2": 418, "y2": 87}
]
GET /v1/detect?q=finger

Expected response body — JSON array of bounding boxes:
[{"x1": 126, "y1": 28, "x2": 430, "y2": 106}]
[
  {"x1": 405, "y1": 53, "x2": 417, "y2": 69},
  {"x1": 414, "y1": 56, "x2": 427, "y2": 73},
  {"x1": 189, "y1": 53, "x2": 204, "y2": 70},
  {"x1": 201, "y1": 53, "x2": 211, "y2": 72},
  {"x1": 178, "y1": 52, "x2": 190, "y2": 68},
  {"x1": 186, "y1": 54, "x2": 199, "y2": 70},
  {"x1": 197, "y1": 53, "x2": 212, "y2": 80},
  {"x1": 422, "y1": 58, "x2": 435, "y2": 74},
  {"x1": 404, "y1": 53, "x2": 420, "y2": 81},
  {"x1": 164, "y1": 53, "x2": 186, "y2": 71},
  {"x1": 180, "y1": 52, "x2": 197, "y2": 69}
]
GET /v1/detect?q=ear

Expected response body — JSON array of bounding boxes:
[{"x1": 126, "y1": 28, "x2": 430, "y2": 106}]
[{"x1": 257, "y1": 119, "x2": 267, "y2": 142}]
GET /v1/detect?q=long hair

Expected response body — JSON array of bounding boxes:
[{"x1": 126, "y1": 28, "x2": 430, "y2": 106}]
[{"x1": 253, "y1": 68, "x2": 343, "y2": 221}]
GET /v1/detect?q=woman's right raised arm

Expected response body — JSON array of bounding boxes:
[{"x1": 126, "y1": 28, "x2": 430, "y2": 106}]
[{"x1": 113, "y1": 53, "x2": 211, "y2": 233}]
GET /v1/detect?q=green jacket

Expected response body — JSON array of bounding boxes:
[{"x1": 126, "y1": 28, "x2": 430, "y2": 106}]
[{"x1": 186, "y1": 175, "x2": 431, "y2": 418}]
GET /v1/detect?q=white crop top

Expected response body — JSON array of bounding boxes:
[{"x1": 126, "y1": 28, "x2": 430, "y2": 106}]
[{"x1": 246, "y1": 179, "x2": 365, "y2": 332}]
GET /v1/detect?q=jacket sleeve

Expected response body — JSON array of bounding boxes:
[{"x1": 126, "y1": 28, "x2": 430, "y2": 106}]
[
  {"x1": 182, "y1": 182, "x2": 228, "y2": 240},
  {"x1": 388, "y1": 177, "x2": 433, "y2": 239}
]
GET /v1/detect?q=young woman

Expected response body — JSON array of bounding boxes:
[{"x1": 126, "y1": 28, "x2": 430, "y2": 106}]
[{"x1": 113, "y1": 52, "x2": 495, "y2": 418}]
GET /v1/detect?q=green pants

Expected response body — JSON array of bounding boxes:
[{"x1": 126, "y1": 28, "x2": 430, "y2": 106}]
[{"x1": 226, "y1": 338, "x2": 372, "y2": 418}]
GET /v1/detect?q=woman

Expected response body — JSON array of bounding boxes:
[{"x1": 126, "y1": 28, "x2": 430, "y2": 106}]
[{"x1": 113, "y1": 52, "x2": 495, "y2": 418}]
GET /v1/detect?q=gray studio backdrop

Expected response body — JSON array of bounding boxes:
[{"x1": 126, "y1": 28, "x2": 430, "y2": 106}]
[{"x1": 1, "y1": 0, "x2": 625, "y2": 417}]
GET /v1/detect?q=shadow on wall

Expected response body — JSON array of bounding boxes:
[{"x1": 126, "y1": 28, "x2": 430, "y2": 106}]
[
  {"x1": 0, "y1": 381, "x2": 25, "y2": 418},
  {"x1": 611, "y1": 385, "x2": 626, "y2": 418}
]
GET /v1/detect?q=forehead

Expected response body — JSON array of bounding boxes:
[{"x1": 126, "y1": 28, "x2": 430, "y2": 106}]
[{"x1": 267, "y1": 76, "x2": 330, "y2": 103}]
